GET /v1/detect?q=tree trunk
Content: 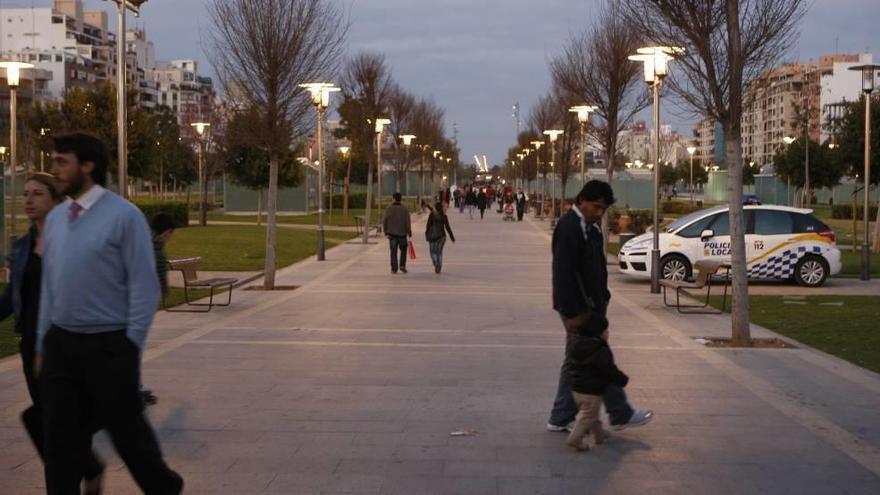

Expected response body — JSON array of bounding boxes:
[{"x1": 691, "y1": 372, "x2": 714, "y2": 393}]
[
  {"x1": 257, "y1": 188, "x2": 264, "y2": 226},
  {"x1": 873, "y1": 197, "x2": 880, "y2": 253},
  {"x1": 200, "y1": 170, "x2": 209, "y2": 227},
  {"x1": 602, "y1": 150, "x2": 615, "y2": 260},
  {"x1": 264, "y1": 158, "x2": 279, "y2": 289},
  {"x1": 329, "y1": 172, "x2": 334, "y2": 224},
  {"x1": 726, "y1": 0, "x2": 751, "y2": 346},
  {"x1": 343, "y1": 162, "x2": 351, "y2": 226}
]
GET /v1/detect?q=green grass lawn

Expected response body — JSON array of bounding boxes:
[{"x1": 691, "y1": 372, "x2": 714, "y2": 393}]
[
  {"x1": 198, "y1": 209, "x2": 380, "y2": 227},
  {"x1": 709, "y1": 295, "x2": 880, "y2": 373},
  {"x1": 167, "y1": 225, "x2": 357, "y2": 271}
]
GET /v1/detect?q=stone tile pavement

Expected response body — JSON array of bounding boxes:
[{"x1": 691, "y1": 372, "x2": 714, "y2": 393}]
[{"x1": 0, "y1": 208, "x2": 878, "y2": 494}]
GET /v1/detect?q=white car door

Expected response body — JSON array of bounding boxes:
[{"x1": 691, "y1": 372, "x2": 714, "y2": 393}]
[
  {"x1": 748, "y1": 209, "x2": 796, "y2": 279},
  {"x1": 700, "y1": 211, "x2": 733, "y2": 265}
]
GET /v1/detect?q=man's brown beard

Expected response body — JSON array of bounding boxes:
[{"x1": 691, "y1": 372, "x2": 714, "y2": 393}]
[{"x1": 61, "y1": 168, "x2": 86, "y2": 198}]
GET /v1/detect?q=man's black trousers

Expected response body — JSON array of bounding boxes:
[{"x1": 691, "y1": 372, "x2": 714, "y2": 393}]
[{"x1": 42, "y1": 327, "x2": 182, "y2": 495}]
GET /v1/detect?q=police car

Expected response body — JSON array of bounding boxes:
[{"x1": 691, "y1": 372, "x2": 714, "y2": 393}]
[{"x1": 617, "y1": 205, "x2": 842, "y2": 287}]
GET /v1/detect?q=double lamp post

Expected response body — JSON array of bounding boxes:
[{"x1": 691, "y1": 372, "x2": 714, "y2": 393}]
[
  {"x1": 629, "y1": 45, "x2": 683, "y2": 294},
  {"x1": 301, "y1": 83, "x2": 341, "y2": 261}
]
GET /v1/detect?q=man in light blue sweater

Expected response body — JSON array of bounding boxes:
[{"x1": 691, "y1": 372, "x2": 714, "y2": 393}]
[{"x1": 37, "y1": 133, "x2": 183, "y2": 495}]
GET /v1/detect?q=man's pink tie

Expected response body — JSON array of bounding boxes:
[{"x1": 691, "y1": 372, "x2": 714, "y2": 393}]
[{"x1": 68, "y1": 202, "x2": 83, "y2": 223}]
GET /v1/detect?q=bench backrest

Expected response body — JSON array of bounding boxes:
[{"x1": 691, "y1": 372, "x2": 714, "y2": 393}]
[
  {"x1": 694, "y1": 260, "x2": 725, "y2": 285},
  {"x1": 168, "y1": 257, "x2": 203, "y2": 283}
]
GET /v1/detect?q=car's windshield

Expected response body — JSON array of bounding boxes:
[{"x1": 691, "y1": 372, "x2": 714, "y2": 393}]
[{"x1": 663, "y1": 206, "x2": 726, "y2": 233}]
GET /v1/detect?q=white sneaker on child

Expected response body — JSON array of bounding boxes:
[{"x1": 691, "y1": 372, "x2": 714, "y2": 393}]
[
  {"x1": 611, "y1": 410, "x2": 653, "y2": 431},
  {"x1": 546, "y1": 422, "x2": 574, "y2": 433}
]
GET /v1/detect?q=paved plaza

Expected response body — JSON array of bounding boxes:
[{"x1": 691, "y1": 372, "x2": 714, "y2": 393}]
[{"x1": 1, "y1": 209, "x2": 879, "y2": 494}]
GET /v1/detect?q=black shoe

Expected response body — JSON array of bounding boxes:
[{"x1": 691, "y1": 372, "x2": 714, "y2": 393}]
[
  {"x1": 140, "y1": 389, "x2": 158, "y2": 406},
  {"x1": 391, "y1": 270, "x2": 398, "y2": 274},
  {"x1": 435, "y1": 264, "x2": 441, "y2": 274},
  {"x1": 400, "y1": 267, "x2": 408, "y2": 274},
  {"x1": 83, "y1": 468, "x2": 105, "y2": 495}
]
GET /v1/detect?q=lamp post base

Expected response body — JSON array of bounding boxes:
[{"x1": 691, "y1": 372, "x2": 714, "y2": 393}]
[
  {"x1": 318, "y1": 228, "x2": 326, "y2": 261},
  {"x1": 862, "y1": 243, "x2": 871, "y2": 281},
  {"x1": 651, "y1": 248, "x2": 661, "y2": 294}
]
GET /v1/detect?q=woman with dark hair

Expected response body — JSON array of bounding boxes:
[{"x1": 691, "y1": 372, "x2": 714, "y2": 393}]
[
  {"x1": 0, "y1": 173, "x2": 105, "y2": 494},
  {"x1": 425, "y1": 202, "x2": 456, "y2": 274}
]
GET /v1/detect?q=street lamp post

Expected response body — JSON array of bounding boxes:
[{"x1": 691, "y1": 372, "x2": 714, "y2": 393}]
[
  {"x1": 543, "y1": 130, "x2": 564, "y2": 227},
  {"x1": 569, "y1": 105, "x2": 597, "y2": 185},
  {"x1": 109, "y1": 1, "x2": 148, "y2": 198},
  {"x1": 0, "y1": 146, "x2": 5, "y2": 261},
  {"x1": 399, "y1": 134, "x2": 416, "y2": 201},
  {"x1": 190, "y1": 122, "x2": 211, "y2": 227},
  {"x1": 338, "y1": 146, "x2": 352, "y2": 225},
  {"x1": 849, "y1": 64, "x2": 879, "y2": 281},
  {"x1": 630, "y1": 45, "x2": 683, "y2": 294},
  {"x1": 365, "y1": 118, "x2": 391, "y2": 244},
  {"x1": 432, "y1": 149, "x2": 442, "y2": 204},
  {"x1": 783, "y1": 135, "x2": 797, "y2": 206},
  {"x1": 300, "y1": 83, "x2": 341, "y2": 261},
  {"x1": 687, "y1": 145, "x2": 697, "y2": 205},
  {"x1": 521, "y1": 148, "x2": 532, "y2": 190},
  {"x1": 531, "y1": 140, "x2": 545, "y2": 218},
  {"x1": 1, "y1": 61, "x2": 34, "y2": 244}
]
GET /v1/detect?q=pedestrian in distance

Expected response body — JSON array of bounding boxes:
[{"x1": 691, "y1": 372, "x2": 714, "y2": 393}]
[
  {"x1": 466, "y1": 187, "x2": 477, "y2": 220},
  {"x1": 547, "y1": 180, "x2": 653, "y2": 435},
  {"x1": 425, "y1": 201, "x2": 456, "y2": 274},
  {"x1": 0, "y1": 173, "x2": 107, "y2": 494},
  {"x1": 383, "y1": 192, "x2": 412, "y2": 274},
  {"x1": 37, "y1": 132, "x2": 183, "y2": 495},
  {"x1": 516, "y1": 188, "x2": 528, "y2": 221},
  {"x1": 476, "y1": 189, "x2": 487, "y2": 220}
]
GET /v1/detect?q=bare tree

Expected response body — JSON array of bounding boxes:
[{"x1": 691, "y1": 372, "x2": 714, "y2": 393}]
[
  {"x1": 550, "y1": 0, "x2": 648, "y2": 253},
  {"x1": 339, "y1": 52, "x2": 394, "y2": 224},
  {"x1": 411, "y1": 98, "x2": 446, "y2": 200},
  {"x1": 529, "y1": 94, "x2": 559, "y2": 214},
  {"x1": 620, "y1": 0, "x2": 807, "y2": 345},
  {"x1": 208, "y1": 0, "x2": 347, "y2": 289},
  {"x1": 551, "y1": 1, "x2": 647, "y2": 183},
  {"x1": 386, "y1": 85, "x2": 417, "y2": 193}
]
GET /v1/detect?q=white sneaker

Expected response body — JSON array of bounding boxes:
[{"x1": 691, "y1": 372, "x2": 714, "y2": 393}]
[
  {"x1": 611, "y1": 410, "x2": 653, "y2": 431},
  {"x1": 546, "y1": 422, "x2": 574, "y2": 433}
]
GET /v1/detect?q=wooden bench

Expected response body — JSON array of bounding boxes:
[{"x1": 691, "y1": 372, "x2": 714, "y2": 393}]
[
  {"x1": 164, "y1": 257, "x2": 238, "y2": 312},
  {"x1": 353, "y1": 215, "x2": 381, "y2": 236},
  {"x1": 659, "y1": 260, "x2": 730, "y2": 314}
]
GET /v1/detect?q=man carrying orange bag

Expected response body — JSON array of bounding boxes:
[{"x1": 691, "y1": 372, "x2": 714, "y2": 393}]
[{"x1": 383, "y1": 192, "x2": 412, "y2": 274}]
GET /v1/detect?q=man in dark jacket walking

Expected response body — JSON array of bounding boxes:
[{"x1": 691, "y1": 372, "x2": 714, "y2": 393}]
[
  {"x1": 383, "y1": 192, "x2": 412, "y2": 274},
  {"x1": 547, "y1": 180, "x2": 653, "y2": 433}
]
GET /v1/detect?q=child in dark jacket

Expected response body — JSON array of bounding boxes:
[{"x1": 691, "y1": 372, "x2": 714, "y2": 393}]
[{"x1": 563, "y1": 320, "x2": 628, "y2": 451}]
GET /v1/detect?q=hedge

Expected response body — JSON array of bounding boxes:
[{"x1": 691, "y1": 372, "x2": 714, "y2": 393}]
[
  {"x1": 831, "y1": 205, "x2": 879, "y2": 220},
  {"x1": 325, "y1": 192, "x2": 368, "y2": 209},
  {"x1": 132, "y1": 200, "x2": 189, "y2": 228},
  {"x1": 662, "y1": 201, "x2": 704, "y2": 215}
]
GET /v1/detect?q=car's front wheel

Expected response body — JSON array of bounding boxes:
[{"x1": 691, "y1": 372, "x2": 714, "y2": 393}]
[
  {"x1": 660, "y1": 254, "x2": 692, "y2": 281},
  {"x1": 794, "y1": 255, "x2": 829, "y2": 287}
]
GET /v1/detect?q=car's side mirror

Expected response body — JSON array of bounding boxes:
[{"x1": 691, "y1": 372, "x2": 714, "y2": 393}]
[{"x1": 700, "y1": 229, "x2": 714, "y2": 241}]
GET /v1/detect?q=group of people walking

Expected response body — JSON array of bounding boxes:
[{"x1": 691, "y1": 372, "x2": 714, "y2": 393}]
[{"x1": 2, "y1": 133, "x2": 182, "y2": 494}]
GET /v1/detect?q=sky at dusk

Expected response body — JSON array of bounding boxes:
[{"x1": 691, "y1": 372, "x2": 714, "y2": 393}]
[{"x1": 5, "y1": 0, "x2": 880, "y2": 166}]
